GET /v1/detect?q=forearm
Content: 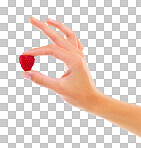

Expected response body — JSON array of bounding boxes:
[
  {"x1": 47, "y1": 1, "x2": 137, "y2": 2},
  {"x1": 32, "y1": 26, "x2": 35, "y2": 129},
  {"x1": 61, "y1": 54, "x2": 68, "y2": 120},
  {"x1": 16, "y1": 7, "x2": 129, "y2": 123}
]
[{"x1": 90, "y1": 91, "x2": 141, "y2": 137}]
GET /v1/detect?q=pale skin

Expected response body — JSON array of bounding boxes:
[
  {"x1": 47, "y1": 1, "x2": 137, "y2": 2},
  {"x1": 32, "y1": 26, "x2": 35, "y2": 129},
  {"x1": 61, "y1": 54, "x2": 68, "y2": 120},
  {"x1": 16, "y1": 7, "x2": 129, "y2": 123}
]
[{"x1": 22, "y1": 16, "x2": 141, "y2": 137}]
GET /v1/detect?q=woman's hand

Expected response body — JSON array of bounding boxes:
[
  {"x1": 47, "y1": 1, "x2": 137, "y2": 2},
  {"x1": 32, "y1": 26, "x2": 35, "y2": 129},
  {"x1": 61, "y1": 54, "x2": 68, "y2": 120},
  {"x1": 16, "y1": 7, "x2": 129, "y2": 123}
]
[
  {"x1": 22, "y1": 17, "x2": 141, "y2": 137},
  {"x1": 22, "y1": 16, "x2": 100, "y2": 112}
]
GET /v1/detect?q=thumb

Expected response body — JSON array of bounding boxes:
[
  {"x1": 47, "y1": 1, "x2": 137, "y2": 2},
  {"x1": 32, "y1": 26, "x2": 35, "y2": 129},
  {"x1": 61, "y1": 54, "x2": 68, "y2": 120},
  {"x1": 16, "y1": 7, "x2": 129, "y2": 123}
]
[{"x1": 22, "y1": 70, "x2": 61, "y2": 93}]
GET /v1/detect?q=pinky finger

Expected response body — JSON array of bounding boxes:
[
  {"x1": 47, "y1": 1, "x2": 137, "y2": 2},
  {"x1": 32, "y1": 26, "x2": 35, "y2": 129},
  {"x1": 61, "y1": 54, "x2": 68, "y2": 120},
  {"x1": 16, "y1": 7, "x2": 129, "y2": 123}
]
[{"x1": 77, "y1": 38, "x2": 84, "y2": 51}]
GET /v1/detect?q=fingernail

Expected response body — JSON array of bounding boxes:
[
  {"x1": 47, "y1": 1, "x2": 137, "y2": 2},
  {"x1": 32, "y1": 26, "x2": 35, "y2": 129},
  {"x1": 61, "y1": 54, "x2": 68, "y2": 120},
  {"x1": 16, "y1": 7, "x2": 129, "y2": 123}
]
[
  {"x1": 48, "y1": 18, "x2": 55, "y2": 22},
  {"x1": 23, "y1": 72, "x2": 31, "y2": 80},
  {"x1": 32, "y1": 16, "x2": 38, "y2": 21},
  {"x1": 22, "y1": 51, "x2": 28, "y2": 54}
]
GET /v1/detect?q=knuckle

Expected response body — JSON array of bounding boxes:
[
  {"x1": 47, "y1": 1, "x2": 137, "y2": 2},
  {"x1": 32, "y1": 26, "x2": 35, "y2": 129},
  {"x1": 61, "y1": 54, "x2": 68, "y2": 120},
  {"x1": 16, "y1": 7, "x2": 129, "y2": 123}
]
[
  {"x1": 67, "y1": 31, "x2": 75, "y2": 38},
  {"x1": 72, "y1": 51, "x2": 85, "y2": 67},
  {"x1": 34, "y1": 77, "x2": 44, "y2": 86},
  {"x1": 81, "y1": 45, "x2": 84, "y2": 51},
  {"x1": 47, "y1": 44, "x2": 56, "y2": 55},
  {"x1": 76, "y1": 50, "x2": 85, "y2": 59},
  {"x1": 70, "y1": 31, "x2": 75, "y2": 36},
  {"x1": 51, "y1": 48, "x2": 55, "y2": 56},
  {"x1": 79, "y1": 52, "x2": 85, "y2": 59},
  {"x1": 48, "y1": 44, "x2": 56, "y2": 49},
  {"x1": 52, "y1": 35, "x2": 58, "y2": 42},
  {"x1": 41, "y1": 23, "x2": 48, "y2": 31},
  {"x1": 74, "y1": 55, "x2": 83, "y2": 66},
  {"x1": 57, "y1": 22, "x2": 62, "y2": 29},
  {"x1": 78, "y1": 56, "x2": 84, "y2": 65}
]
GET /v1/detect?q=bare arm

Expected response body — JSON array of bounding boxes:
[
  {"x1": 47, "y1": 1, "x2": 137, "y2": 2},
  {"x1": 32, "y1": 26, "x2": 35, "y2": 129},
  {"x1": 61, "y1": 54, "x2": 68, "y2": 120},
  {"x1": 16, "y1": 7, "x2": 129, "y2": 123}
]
[{"x1": 88, "y1": 91, "x2": 141, "y2": 137}]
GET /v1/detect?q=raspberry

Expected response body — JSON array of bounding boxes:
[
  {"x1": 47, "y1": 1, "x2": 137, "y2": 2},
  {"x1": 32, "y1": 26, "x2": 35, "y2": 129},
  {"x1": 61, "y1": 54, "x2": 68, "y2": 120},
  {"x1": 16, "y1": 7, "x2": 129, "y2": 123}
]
[{"x1": 19, "y1": 55, "x2": 35, "y2": 71}]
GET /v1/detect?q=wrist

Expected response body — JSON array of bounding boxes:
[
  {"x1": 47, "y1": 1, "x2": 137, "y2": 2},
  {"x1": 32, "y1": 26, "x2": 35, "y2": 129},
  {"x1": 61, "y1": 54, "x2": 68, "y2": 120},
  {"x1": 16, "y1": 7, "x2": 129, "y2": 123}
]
[
  {"x1": 90, "y1": 90, "x2": 104, "y2": 114},
  {"x1": 88, "y1": 89, "x2": 110, "y2": 116},
  {"x1": 82, "y1": 88, "x2": 104, "y2": 114},
  {"x1": 89, "y1": 90, "x2": 122, "y2": 119}
]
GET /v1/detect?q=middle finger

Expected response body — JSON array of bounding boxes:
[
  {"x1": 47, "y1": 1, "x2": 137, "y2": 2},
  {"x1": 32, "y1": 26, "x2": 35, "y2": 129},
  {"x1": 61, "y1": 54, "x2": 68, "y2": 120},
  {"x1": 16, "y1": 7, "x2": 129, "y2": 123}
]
[
  {"x1": 30, "y1": 16, "x2": 74, "y2": 51},
  {"x1": 46, "y1": 18, "x2": 78, "y2": 48}
]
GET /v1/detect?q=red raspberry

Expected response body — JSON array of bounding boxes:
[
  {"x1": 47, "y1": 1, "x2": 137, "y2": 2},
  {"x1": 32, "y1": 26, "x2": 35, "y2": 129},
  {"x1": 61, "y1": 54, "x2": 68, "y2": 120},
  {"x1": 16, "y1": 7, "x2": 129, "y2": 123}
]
[{"x1": 19, "y1": 55, "x2": 35, "y2": 71}]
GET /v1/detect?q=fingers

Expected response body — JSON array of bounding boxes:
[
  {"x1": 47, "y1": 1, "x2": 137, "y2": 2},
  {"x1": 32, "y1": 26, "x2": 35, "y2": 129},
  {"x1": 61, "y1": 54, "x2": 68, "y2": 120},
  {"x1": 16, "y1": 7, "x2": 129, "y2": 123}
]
[
  {"x1": 30, "y1": 16, "x2": 74, "y2": 51},
  {"x1": 46, "y1": 18, "x2": 78, "y2": 48},
  {"x1": 22, "y1": 44, "x2": 73, "y2": 65},
  {"x1": 22, "y1": 70, "x2": 62, "y2": 94},
  {"x1": 77, "y1": 38, "x2": 84, "y2": 51}
]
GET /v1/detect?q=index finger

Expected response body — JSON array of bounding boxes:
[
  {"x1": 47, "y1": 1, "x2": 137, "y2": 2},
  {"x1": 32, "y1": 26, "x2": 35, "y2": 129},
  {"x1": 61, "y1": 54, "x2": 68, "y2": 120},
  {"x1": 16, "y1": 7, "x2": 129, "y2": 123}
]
[
  {"x1": 22, "y1": 44, "x2": 74, "y2": 65},
  {"x1": 30, "y1": 16, "x2": 74, "y2": 51}
]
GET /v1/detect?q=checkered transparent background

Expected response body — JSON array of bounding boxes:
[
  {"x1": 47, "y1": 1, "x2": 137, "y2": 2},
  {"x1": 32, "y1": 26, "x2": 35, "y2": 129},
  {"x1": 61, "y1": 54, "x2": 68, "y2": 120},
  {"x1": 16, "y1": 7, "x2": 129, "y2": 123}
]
[{"x1": 0, "y1": 0, "x2": 141, "y2": 147}]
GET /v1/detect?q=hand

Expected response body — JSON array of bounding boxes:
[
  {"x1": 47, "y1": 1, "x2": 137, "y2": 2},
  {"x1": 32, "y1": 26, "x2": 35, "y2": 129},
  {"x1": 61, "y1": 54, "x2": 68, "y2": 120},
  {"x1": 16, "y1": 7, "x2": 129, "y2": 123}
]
[{"x1": 22, "y1": 17, "x2": 100, "y2": 112}]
